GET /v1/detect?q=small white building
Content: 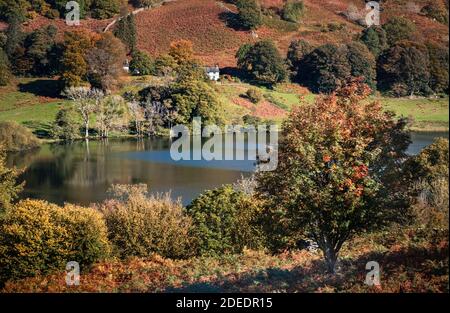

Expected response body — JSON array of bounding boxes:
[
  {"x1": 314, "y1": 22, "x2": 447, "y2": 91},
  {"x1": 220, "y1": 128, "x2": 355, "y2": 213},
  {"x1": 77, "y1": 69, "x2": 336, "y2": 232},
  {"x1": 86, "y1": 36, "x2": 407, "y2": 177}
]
[
  {"x1": 123, "y1": 59, "x2": 130, "y2": 72},
  {"x1": 205, "y1": 65, "x2": 220, "y2": 81}
]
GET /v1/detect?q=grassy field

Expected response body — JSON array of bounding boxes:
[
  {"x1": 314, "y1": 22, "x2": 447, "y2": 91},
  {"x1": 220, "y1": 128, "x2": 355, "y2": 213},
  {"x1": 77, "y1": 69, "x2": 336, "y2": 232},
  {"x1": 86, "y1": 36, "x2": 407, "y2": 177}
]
[{"x1": 0, "y1": 79, "x2": 448, "y2": 136}]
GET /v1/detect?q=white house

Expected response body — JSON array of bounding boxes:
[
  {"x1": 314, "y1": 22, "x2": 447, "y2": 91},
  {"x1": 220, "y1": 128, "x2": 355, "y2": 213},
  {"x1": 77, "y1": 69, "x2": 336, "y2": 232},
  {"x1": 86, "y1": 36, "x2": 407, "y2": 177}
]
[
  {"x1": 123, "y1": 59, "x2": 130, "y2": 72},
  {"x1": 205, "y1": 65, "x2": 220, "y2": 81}
]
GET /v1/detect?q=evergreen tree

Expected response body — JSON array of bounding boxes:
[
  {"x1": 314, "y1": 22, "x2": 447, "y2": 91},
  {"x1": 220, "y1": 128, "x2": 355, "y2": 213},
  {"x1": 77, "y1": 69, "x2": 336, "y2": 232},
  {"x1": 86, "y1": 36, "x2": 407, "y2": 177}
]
[
  {"x1": 346, "y1": 41, "x2": 376, "y2": 91},
  {"x1": 360, "y1": 26, "x2": 388, "y2": 57}
]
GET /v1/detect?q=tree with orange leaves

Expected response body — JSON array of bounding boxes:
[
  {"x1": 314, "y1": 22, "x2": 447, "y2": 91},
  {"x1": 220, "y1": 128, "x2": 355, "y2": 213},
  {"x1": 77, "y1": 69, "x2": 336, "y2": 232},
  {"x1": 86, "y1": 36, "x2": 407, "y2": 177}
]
[
  {"x1": 168, "y1": 39, "x2": 195, "y2": 65},
  {"x1": 256, "y1": 79, "x2": 411, "y2": 273}
]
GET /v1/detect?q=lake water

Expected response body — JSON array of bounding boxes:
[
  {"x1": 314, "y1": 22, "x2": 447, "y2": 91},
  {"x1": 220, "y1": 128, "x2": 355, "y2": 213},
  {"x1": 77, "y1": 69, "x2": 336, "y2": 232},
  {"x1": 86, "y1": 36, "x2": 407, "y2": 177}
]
[{"x1": 7, "y1": 131, "x2": 449, "y2": 206}]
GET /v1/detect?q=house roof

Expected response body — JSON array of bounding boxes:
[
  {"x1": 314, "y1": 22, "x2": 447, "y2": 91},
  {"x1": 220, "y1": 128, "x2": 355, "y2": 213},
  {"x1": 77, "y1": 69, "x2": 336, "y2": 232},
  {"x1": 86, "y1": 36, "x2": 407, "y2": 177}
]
[{"x1": 205, "y1": 66, "x2": 220, "y2": 73}]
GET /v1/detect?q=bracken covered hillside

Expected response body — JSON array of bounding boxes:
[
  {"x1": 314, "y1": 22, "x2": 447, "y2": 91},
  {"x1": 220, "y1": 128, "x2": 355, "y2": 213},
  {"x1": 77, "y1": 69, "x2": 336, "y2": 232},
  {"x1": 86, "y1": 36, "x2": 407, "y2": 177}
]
[{"x1": 2, "y1": 0, "x2": 447, "y2": 67}]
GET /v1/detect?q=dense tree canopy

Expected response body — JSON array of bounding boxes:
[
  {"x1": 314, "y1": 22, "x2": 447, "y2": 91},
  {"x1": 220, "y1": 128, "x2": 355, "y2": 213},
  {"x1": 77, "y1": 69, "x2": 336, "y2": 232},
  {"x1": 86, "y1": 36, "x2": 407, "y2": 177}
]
[
  {"x1": 359, "y1": 26, "x2": 388, "y2": 57},
  {"x1": 236, "y1": 40, "x2": 287, "y2": 85},
  {"x1": 346, "y1": 41, "x2": 376, "y2": 91},
  {"x1": 383, "y1": 17, "x2": 416, "y2": 46},
  {"x1": 297, "y1": 44, "x2": 351, "y2": 93},
  {"x1": 0, "y1": 49, "x2": 11, "y2": 86},
  {"x1": 256, "y1": 81, "x2": 411, "y2": 272},
  {"x1": 377, "y1": 41, "x2": 431, "y2": 97},
  {"x1": 236, "y1": 0, "x2": 262, "y2": 30}
]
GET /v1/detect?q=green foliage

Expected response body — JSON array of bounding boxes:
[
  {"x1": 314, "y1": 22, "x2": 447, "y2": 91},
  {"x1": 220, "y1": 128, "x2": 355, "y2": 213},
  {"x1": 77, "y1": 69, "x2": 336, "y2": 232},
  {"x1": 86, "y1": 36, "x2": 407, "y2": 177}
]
[
  {"x1": 187, "y1": 185, "x2": 265, "y2": 256},
  {"x1": 0, "y1": 199, "x2": 111, "y2": 284},
  {"x1": 287, "y1": 39, "x2": 313, "y2": 75},
  {"x1": 298, "y1": 44, "x2": 351, "y2": 93},
  {"x1": 426, "y1": 42, "x2": 449, "y2": 94},
  {"x1": 52, "y1": 107, "x2": 81, "y2": 141},
  {"x1": 383, "y1": 17, "x2": 416, "y2": 46},
  {"x1": 421, "y1": 2, "x2": 449, "y2": 24},
  {"x1": 377, "y1": 41, "x2": 431, "y2": 97},
  {"x1": 129, "y1": 50, "x2": 155, "y2": 75},
  {"x1": 402, "y1": 138, "x2": 449, "y2": 186},
  {"x1": 256, "y1": 82, "x2": 411, "y2": 272},
  {"x1": 0, "y1": 49, "x2": 11, "y2": 86},
  {"x1": 236, "y1": 0, "x2": 262, "y2": 30},
  {"x1": 282, "y1": 0, "x2": 305, "y2": 23},
  {"x1": 97, "y1": 184, "x2": 193, "y2": 259},
  {"x1": 359, "y1": 26, "x2": 388, "y2": 57},
  {"x1": 246, "y1": 88, "x2": 263, "y2": 103},
  {"x1": 171, "y1": 80, "x2": 222, "y2": 125},
  {"x1": 0, "y1": 146, "x2": 23, "y2": 212},
  {"x1": 114, "y1": 13, "x2": 137, "y2": 52},
  {"x1": 90, "y1": 0, "x2": 121, "y2": 19},
  {"x1": 236, "y1": 40, "x2": 287, "y2": 86},
  {"x1": 22, "y1": 25, "x2": 59, "y2": 76},
  {"x1": 0, "y1": 0, "x2": 30, "y2": 22},
  {"x1": 0, "y1": 121, "x2": 40, "y2": 152},
  {"x1": 346, "y1": 41, "x2": 376, "y2": 91}
]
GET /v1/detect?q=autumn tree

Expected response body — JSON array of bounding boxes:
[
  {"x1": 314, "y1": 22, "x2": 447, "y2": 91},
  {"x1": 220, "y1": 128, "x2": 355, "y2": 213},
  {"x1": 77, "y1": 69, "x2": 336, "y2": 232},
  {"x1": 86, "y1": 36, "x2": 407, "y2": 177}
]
[
  {"x1": 86, "y1": 32, "x2": 126, "y2": 91},
  {"x1": 0, "y1": 145, "x2": 23, "y2": 212},
  {"x1": 236, "y1": 40, "x2": 287, "y2": 86},
  {"x1": 168, "y1": 39, "x2": 195, "y2": 65},
  {"x1": 256, "y1": 81, "x2": 411, "y2": 272},
  {"x1": 377, "y1": 41, "x2": 431, "y2": 97},
  {"x1": 60, "y1": 30, "x2": 99, "y2": 88},
  {"x1": 236, "y1": 0, "x2": 262, "y2": 30},
  {"x1": 63, "y1": 87, "x2": 104, "y2": 139}
]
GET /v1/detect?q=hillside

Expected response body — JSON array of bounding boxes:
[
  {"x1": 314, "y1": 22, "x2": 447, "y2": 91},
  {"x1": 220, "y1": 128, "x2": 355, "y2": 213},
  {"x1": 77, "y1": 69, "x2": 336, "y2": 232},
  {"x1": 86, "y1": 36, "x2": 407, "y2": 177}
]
[{"x1": 5, "y1": 0, "x2": 447, "y2": 68}]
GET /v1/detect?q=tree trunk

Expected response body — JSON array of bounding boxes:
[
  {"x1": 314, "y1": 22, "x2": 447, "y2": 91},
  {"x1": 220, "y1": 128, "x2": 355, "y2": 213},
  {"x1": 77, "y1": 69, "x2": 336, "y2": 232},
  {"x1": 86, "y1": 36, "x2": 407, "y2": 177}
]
[
  {"x1": 85, "y1": 121, "x2": 89, "y2": 139},
  {"x1": 324, "y1": 246, "x2": 338, "y2": 274}
]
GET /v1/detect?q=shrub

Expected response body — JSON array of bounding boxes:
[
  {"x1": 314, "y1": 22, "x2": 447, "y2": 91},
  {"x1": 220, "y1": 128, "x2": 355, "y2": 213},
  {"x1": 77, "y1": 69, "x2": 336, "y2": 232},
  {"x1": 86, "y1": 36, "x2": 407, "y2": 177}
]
[
  {"x1": 0, "y1": 121, "x2": 40, "y2": 152},
  {"x1": 382, "y1": 17, "x2": 416, "y2": 46},
  {"x1": 187, "y1": 185, "x2": 265, "y2": 256},
  {"x1": 0, "y1": 49, "x2": 11, "y2": 86},
  {"x1": 130, "y1": 50, "x2": 155, "y2": 76},
  {"x1": 0, "y1": 146, "x2": 23, "y2": 212},
  {"x1": 421, "y1": 2, "x2": 449, "y2": 24},
  {"x1": 236, "y1": 0, "x2": 262, "y2": 30},
  {"x1": 282, "y1": 0, "x2": 305, "y2": 23},
  {"x1": 246, "y1": 88, "x2": 263, "y2": 103},
  {"x1": 52, "y1": 107, "x2": 81, "y2": 141},
  {"x1": 97, "y1": 184, "x2": 193, "y2": 259},
  {"x1": 0, "y1": 199, "x2": 110, "y2": 284}
]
